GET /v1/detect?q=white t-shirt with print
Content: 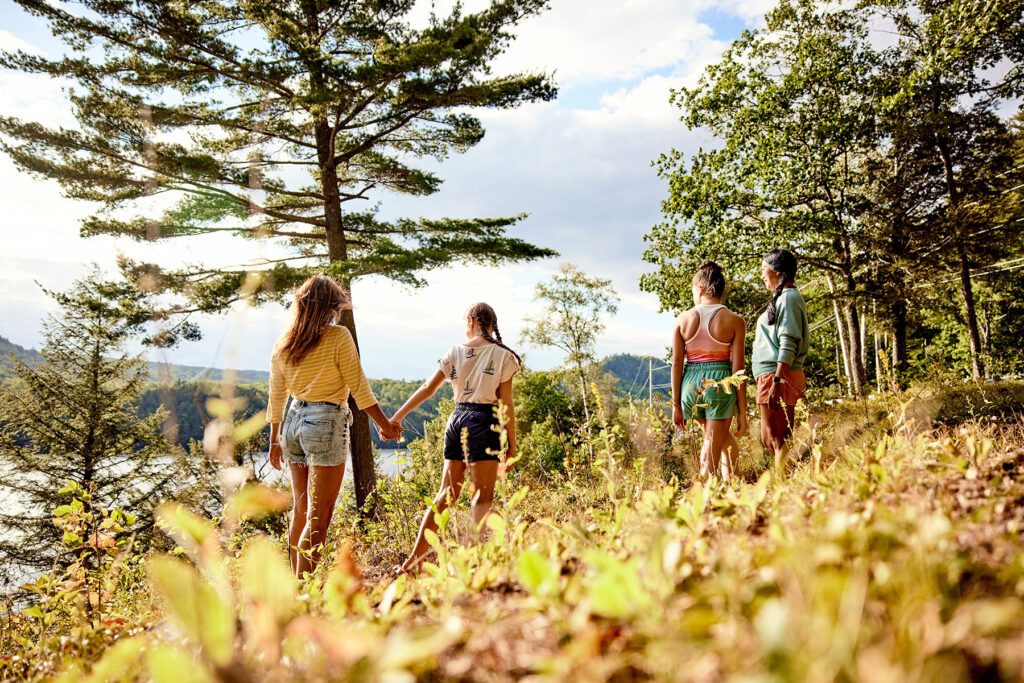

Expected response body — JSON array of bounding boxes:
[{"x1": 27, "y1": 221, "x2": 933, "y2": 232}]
[{"x1": 438, "y1": 343, "x2": 520, "y2": 404}]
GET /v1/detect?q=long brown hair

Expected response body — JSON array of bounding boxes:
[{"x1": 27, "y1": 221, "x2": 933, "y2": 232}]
[
  {"x1": 468, "y1": 302, "x2": 522, "y2": 366},
  {"x1": 277, "y1": 275, "x2": 350, "y2": 365}
]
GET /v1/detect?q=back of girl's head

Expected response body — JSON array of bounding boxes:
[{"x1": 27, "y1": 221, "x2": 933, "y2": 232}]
[
  {"x1": 278, "y1": 275, "x2": 350, "y2": 364},
  {"x1": 764, "y1": 248, "x2": 798, "y2": 325},
  {"x1": 692, "y1": 260, "x2": 726, "y2": 298},
  {"x1": 467, "y1": 302, "x2": 522, "y2": 366},
  {"x1": 764, "y1": 248, "x2": 798, "y2": 282}
]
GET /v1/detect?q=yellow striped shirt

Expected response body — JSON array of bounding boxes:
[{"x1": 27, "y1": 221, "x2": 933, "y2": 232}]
[{"x1": 266, "y1": 326, "x2": 376, "y2": 423}]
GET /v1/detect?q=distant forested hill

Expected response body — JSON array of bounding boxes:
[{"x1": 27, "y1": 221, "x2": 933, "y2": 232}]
[
  {"x1": 0, "y1": 335, "x2": 42, "y2": 378},
  {"x1": 601, "y1": 354, "x2": 672, "y2": 398},
  {"x1": 4, "y1": 332, "x2": 663, "y2": 447},
  {"x1": 1, "y1": 334, "x2": 270, "y2": 384},
  {"x1": 137, "y1": 378, "x2": 453, "y2": 450}
]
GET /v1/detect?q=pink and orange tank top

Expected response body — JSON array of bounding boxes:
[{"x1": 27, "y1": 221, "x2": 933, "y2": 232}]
[{"x1": 684, "y1": 304, "x2": 732, "y2": 363}]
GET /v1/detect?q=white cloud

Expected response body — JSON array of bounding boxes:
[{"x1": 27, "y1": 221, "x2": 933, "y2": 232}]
[
  {"x1": 0, "y1": 29, "x2": 45, "y2": 56},
  {"x1": 0, "y1": 2, "x2": 764, "y2": 376},
  {"x1": 409, "y1": 0, "x2": 758, "y2": 84}
]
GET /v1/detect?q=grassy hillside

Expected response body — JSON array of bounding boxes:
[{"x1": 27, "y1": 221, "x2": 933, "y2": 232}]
[{"x1": 5, "y1": 384, "x2": 1024, "y2": 681}]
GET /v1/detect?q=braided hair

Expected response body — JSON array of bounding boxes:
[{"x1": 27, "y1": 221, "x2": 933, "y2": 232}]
[
  {"x1": 468, "y1": 302, "x2": 523, "y2": 366},
  {"x1": 764, "y1": 248, "x2": 797, "y2": 325}
]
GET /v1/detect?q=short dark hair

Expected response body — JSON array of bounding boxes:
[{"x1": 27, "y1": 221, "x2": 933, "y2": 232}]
[{"x1": 692, "y1": 260, "x2": 726, "y2": 298}]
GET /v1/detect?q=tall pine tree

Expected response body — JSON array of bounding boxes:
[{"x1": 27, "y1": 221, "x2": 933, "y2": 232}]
[
  {"x1": 0, "y1": 0, "x2": 558, "y2": 510},
  {"x1": 0, "y1": 273, "x2": 180, "y2": 576}
]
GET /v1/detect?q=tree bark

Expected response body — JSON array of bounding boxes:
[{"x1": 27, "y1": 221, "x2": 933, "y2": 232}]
[
  {"x1": 826, "y1": 272, "x2": 855, "y2": 396},
  {"x1": 957, "y1": 241, "x2": 985, "y2": 380},
  {"x1": 577, "y1": 365, "x2": 595, "y2": 470},
  {"x1": 859, "y1": 306, "x2": 868, "y2": 383},
  {"x1": 316, "y1": 112, "x2": 377, "y2": 516},
  {"x1": 842, "y1": 269, "x2": 867, "y2": 396},
  {"x1": 890, "y1": 298, "x2": 909, "y2": 377},
  {"x1": 339, "y1": 307, "x2": 376, "y2": 516},
  {"x1": 934, "y1": 131, "x2": 985, "y2": 380}
]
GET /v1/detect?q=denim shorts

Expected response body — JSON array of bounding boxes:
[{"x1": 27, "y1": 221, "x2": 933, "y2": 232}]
[
  {"x1": 443, "y1": 403, "x2": 502, "y2": 463},
  {"x1": 281, "y1": 399, "x2": 352, "y2": 467}
]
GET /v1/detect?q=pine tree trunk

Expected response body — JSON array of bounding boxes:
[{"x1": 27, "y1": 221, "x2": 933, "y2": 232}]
[
  {"x1": 316, "y1": 113, "x2": 376, "y2": 516},
  {"x1": 339, "y1": 307, "x2": 376, "y2": 516}
]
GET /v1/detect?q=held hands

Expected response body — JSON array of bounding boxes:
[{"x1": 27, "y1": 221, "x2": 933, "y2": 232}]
[{"x1": 377, "y1": 416, "x2": 403, "y2": 442}]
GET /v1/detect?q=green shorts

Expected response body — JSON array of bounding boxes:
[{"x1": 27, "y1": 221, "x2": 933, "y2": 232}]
[{"x1": 680, "y1": 361, "x2": 736, "y2": 421}]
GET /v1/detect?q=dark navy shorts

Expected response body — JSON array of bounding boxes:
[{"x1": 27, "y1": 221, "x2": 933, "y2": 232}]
[{"x1": 443, "y1": 403, "x2": 502, "y2": 463}]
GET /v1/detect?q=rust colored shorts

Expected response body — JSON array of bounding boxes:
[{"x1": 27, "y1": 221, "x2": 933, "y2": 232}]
[{"x1": 755, "y1": 371, "x2": 806, "y2": 407}]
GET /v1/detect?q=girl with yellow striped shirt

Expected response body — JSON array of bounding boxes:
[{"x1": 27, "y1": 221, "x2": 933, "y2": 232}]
[{"x1": 267, "y1": 275, "x2": 402, "y2": 577}]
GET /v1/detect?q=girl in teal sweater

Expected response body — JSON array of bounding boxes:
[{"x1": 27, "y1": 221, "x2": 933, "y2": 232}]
[{"x1": 752, "y1": 249, "x2": 809, "y2": 471}]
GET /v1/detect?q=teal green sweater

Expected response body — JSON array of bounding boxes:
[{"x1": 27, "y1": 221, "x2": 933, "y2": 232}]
[{"x1": 752, "y1": 287, "x2": 809, "y2": 377}]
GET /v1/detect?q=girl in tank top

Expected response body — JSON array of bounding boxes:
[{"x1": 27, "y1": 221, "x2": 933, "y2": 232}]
[{"x1": 670, "y1": 261, "x2": 748, "y2": 480}]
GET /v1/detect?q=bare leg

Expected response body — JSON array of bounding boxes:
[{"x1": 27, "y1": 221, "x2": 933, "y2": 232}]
[
  {"x1": 759, "y1": 405, "x2": 773, "y2": 453},
  {"x1": 401, "y1": 460, "x2": 467, "y2": 572},
  {"x1": 721, "y1": 431, "x2": 740, "y2": 481},
  {"x1": 700, "y1": 419, "x2": 731, "y2": 481},
  {"x1": 287, "y1": 462, "x2": 309, "y2": 573},
  {"x1": 760, "y1": 404, "x2": 794, "y2": 472},
  {"x1": 696, "y1": 419, "x2": 712, "y2": 480},
  {"x1": 296, "y1": 463, "x2": 345, "y2": 577},
  {"x1": 468, "y1": 460, "x2": 499, "y2": 540}
]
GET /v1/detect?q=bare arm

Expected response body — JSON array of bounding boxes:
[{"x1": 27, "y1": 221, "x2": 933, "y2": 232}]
[
  {"x1": 671, "y1": 319, "x2": 686, "y2": 426},
  {"x1": 269, "y1": 421, "x2": 283, "y2": 470},
  {"x1": 498, "y1": 378, "x2": 516, "y2": 468},
  {"x1": 731, "y1": 315, "x2": 748, "y2": 432},
  {"x1": 365, "y1": 403, "x2": 402, "y2": 440},
  {"x1": 392, "y1": 369, "x2": 447, "y2": 424}
]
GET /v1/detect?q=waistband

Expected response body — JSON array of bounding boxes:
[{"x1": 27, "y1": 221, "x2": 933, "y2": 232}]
[
  {"x1": 292, "y1": 399, "x2": 340, "y2": 409},
  {"x1": 453, "y1": 402, "x2": 498, "y2": 414},
  {"x1": 684, "y1": 360, "x2": 732, "y2": 367}
]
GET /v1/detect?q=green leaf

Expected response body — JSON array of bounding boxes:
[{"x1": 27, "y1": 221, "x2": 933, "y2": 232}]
[
  {"x1": 23, "y1": 605, "x2": 43, "y2": 619},
  {"x1": 146, "y1": 644, "x2": 215, "y2": 683},
  {"x1": 223, "y1": 484, "x2": 290, "y2": 526},
  {"x1": 82, "y1": 637, "x2": 146, "y2": 683},
  {"x1": 517, "y1": 549, "x2": 558, "y2": 596},
  {"x1": 239, "y1": 536, "x2": 296, "y2": 621},
  {"x1": 156, "y1": 503, "x2": 216, "y2": 558},
  {"x1": 148, "y1": 555, "x2": 235, "y2": 667}
]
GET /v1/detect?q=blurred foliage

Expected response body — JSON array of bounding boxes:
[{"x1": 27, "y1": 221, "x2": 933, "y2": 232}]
[{"x1": 5, "y1": 380, "x2": 1024, "y2": 681}]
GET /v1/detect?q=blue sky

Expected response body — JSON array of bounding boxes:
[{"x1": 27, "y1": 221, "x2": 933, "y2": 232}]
[{"x1": 0, "y1": 0, "x2": 772, "y2": 380}]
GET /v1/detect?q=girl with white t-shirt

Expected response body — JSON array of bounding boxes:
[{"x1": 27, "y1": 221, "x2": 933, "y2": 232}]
[{"x1": 389, "y1": 302, "x2": 521, "y2": 574}]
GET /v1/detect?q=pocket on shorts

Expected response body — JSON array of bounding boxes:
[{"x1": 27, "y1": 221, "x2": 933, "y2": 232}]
[
  {"x1": 302, "y1": 414, "x2": 338, "y2": 445},
  {"x1": 282, "y1": 408, "x2": 301, "y2": 455}
]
